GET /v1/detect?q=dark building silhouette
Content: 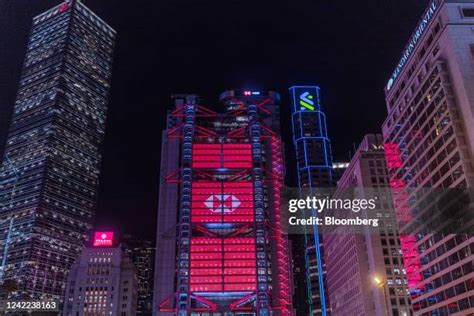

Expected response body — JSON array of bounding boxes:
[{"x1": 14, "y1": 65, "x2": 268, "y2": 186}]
[{"x1": 123, "y1": 234, "x2": 155, "y2": 316}]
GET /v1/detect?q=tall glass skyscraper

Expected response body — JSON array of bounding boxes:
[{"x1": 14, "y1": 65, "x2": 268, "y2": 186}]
[
  {"x1": 289, "y1": 86, "x2": 333, "y2": 316},
  {"x1": 0, "y1": 0, "x2": 115, "y2": 301},
  {"x1": 123, "y1": 235, "x2": 156, "y2": 315}
]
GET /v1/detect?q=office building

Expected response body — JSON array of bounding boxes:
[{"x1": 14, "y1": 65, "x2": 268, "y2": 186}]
[
  {"x1": 325, "y1": 134, "x2": 412, "y2": 316},
  {"x1": 0, "y1": 0, "x2": 115, "y2": 300},
  {"x1": 289, "y1": 86, "x2": 333, "y2": 315},
  {"x1": 153, "y1": 90, "x2": 294, "y2": 315},
  {"x1": 63, "y1": 231, "x2": 138, "y2": 315},
  {"x1": 382, "y1": 1, "x2": 474, "y2": 314},
  {"x1": 123, "y1": 235, "x2": 155, "y2": 315},
  {"x1": 332, "y1": 162, "x2": 350, "y2": 184}
]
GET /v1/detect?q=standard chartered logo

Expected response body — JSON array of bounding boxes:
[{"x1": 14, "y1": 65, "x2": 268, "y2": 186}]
[{"x1": 299, "y1": 91, "x2": 315, "y2": 111}]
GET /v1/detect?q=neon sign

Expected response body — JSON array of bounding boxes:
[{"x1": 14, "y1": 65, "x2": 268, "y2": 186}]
[
  {"x1": 191, "y1": 181, "x2": 254, "y2": 223},
  {"x1": 93, "y1": 231, "x2": 114, "y2": 247},
  {"x1": 204, "y1": 194, "x2": 241, "y2": 213},
  {"x1": 386, "y1": 1, "x2": 439, "y2": 91},
  {"x1": 299, "y1": 92, "x2": 315, "y2": 110},
  {"x1": 243, "y1": 91, "x2": 260, "y2": 96},
  {"x1": 289, "y1": 86, "x2": 320, "y2": 112}
]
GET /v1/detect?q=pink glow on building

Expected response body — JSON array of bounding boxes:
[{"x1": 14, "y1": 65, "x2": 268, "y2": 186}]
[{"x1": 93, "y1": 231, "x2": 114, "y2": 247}]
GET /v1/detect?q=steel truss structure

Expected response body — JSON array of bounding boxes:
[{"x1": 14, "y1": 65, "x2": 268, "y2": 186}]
[{"x1": 154, "y1": 91, "x2": 294, "y2": 316}]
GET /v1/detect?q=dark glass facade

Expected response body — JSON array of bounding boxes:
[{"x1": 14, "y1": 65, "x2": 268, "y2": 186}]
[
  {"x1": 123, "y1": 235, "x2": 156, "y2": 316},
  {"x1": 0, "y1": 0, "x2": 115, "y2": 300}
]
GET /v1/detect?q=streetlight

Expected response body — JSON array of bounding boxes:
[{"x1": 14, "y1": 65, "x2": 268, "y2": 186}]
[
  {"x1": 374, "y1": 277, "x2": 384, "y2": 287},
  {"x1": 373, "y1": 275, "x2": 389, "y2": 316}
]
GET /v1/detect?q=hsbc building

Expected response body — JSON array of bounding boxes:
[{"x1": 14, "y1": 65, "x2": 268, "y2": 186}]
[{"x1": 153, "y1": 90, "x2": 294, "y2": 315}]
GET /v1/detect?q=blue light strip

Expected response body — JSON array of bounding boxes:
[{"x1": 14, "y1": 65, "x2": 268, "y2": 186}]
[
  {"x1": 299, "y1": 166, "x2": 332, "y2": 171},
  {"x1": 294, "y1": 136, "x2": 331, "y2": 141},
  {"x1": 302, "y1": 129, "x2": 329, "y2": 316}
]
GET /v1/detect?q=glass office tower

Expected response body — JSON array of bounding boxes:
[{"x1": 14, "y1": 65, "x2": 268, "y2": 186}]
[
  {"x1": 289, "y1": 86, "x2": 333, "y2": 316},
  {"x1": 0, "y1": 0, "x2": 115, "y2": 301}
]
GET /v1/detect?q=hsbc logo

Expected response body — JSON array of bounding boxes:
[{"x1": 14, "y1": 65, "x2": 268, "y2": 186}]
[{"x1": 204, "y1": 194, "x2": 241, "y2": 213}]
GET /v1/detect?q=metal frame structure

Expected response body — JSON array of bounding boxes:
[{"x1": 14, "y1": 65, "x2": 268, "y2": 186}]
[
  {"x1": 154, "y1": 91, "x2": 294, "y2": 315},
  {"x1": 289, "y1": 86, "x2": 333, "y2": 316}
]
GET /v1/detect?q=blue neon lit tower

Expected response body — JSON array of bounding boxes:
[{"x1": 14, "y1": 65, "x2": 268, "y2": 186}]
[{"x1": 289, "y1": 86, "x2": 333, "y2": 316}]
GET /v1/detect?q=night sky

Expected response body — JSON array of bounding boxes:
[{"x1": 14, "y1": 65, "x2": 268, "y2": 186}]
[{"x1": 0, "y1": 0, "x2": 429, "y2": 239}]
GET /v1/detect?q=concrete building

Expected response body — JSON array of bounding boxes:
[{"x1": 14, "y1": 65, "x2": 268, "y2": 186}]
[
  {"x1": 382, "y1": 1, "x2": 474, "y2": 314},
  {"x1": 63, "y1": 232, "x2": 138, "y2": 316},
  {"x1": 0, "y1": 0, "x2": 115, "y2": 301},
  {"x1": 325, "y1": 134, "x2": 411, "y2": 316}
]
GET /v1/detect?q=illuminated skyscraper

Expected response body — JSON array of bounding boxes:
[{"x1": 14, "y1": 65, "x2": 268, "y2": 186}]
[
  {"x1": 153, "y1": 90, "x2": 294, "y2": 315},
  {"x1": 383, "y1": 0, "x2": 474, "y2": 314},
  {"x1": 0, "y1": 0, "x2": 115, "y2": 300},
  {"x1": 289, "y1": 86, "x2": 332, "y2": 315}
]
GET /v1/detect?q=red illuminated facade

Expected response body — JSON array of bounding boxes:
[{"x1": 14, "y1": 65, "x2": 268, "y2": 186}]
[
  {"x1": 384, "y1": 143, "x2": 423, "y2": 290},
  {"x1": 153, "y1": 90, "x2": 294, "y2": 315}
]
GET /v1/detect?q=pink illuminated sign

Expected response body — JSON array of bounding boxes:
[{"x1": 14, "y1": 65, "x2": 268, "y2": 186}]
[{"x1": 93, "y1": 231, "x2": 114, "y2": 247}]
